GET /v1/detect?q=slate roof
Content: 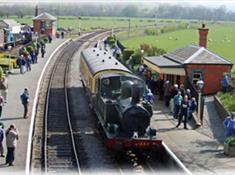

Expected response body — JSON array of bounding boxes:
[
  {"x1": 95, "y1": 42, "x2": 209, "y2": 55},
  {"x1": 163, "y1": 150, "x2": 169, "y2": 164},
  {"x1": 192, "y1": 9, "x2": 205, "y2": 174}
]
[
  {"x1": 164, "y1": 45, "x2": 199, "y2": 64},
  {"x1": 33, "y1": 12, "x2": 56, "y2": 21},
  {"x1": 144, "y1": 56, "x2": 182, "y2": 68},
  {"x1": 164, "y1": 45, "x2": 232, "y2": 65},
  {"x1": 81, "y1": 48, "x2": 131, "y2": 76},
  {"x1": 1, "y1": 19, "x2": 20, "y2": 27}
]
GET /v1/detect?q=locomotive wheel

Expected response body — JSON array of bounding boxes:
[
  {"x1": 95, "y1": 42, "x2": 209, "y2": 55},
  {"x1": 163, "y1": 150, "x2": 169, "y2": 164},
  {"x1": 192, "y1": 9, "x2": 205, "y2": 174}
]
[
  {"x1": 97, "y1": 121, "x2": 106, "y2": 140},
  {"x1": 114, "y1": 150, "x2": 125, "y2": 162},
  {"x1": 133, "y1": 149, "x2": 150, "y2": 163}
]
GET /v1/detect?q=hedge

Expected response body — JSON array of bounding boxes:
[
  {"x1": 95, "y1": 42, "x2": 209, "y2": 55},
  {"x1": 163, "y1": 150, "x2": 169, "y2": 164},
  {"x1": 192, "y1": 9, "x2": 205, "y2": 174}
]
[
  {"x1": 217, "y1": 92, "x2": 235, "y2": 112},
  {"x1": 122, "y1": 49, "x2": 134, "y2": 63}
]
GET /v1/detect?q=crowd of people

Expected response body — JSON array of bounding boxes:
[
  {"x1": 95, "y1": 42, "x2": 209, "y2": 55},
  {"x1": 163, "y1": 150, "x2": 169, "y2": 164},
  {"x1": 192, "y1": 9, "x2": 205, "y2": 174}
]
[
  {"x1": 140, "y1": 66, "x2": 197, "y2": 129},
  {"x1": 16, "y1": 39, "x2": 47, "y2": 74}
]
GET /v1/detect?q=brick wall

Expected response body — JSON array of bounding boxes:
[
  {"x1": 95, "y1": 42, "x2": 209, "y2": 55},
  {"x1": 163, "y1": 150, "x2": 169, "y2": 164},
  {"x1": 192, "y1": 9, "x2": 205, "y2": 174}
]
[
  {"x1": 186, "y1": 64, "x2": 231, "y2": 94},
  {"x1": 33, "y1": 20, "x2": 41, "y2": 34}
]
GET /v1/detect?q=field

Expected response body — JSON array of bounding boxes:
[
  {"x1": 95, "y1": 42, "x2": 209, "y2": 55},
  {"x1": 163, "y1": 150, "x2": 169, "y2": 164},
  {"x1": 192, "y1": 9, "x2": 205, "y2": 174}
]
[
  {"x1": 0, "y1": 16, "x2": 159, "y2": 31},
  {"x1": 120, "y1": 23, "x2": 235, "y2": 67}
]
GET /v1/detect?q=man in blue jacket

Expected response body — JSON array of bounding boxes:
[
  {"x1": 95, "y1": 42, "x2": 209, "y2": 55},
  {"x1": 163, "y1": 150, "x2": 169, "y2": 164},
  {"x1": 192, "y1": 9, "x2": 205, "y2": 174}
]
[
  {"x1": 224, "y1": 112, "x2": 235, "y2": 139},
  {"x1": 20, "y1": 88, "x2": 30, "y2": 119},
  {"x1": 173, "y1": 91, "x2": 183, "y2": 119}
]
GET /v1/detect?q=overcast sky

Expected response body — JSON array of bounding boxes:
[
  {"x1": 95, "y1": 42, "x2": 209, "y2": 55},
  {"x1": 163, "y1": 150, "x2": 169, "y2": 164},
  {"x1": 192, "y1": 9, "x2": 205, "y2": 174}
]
[{"x1": 1, "y1": 0, "x2": 235, "y2": 11}]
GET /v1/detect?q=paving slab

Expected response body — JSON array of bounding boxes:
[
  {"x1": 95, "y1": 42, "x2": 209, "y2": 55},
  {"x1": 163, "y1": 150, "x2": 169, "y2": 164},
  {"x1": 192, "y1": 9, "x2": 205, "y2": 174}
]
[
  {"x1": 0, "y1": 38, "x2": 67, "y2": 173},
  {"x1": 151, "y1": 100, "x2": 235, "y2": 175}
]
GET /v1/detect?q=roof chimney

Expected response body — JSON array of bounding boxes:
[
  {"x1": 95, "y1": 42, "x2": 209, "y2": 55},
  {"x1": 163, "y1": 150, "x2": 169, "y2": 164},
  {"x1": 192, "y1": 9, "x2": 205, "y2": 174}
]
[
  {"x1": 35, "y1": 5, "x2": 39, "y2": 17},
  {"x1": 198, "y1": 23, "x2": 209, "y2": 48}
]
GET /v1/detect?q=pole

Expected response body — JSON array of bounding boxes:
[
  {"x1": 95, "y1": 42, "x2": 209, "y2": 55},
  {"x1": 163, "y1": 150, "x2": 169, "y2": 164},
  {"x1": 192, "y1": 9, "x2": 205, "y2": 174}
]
[
  {"x1": 198, "y1": 91, "x2": 201, "y2": 125},
  {"x1": 78, "y1": 17, "x2": 81, "y2": 35},
  {"x1": 128, "y1": 17, "x2": 130, "y2": 38},
  {"x1": 155, "y1": 13, "x2": 157, "y2": 27}
]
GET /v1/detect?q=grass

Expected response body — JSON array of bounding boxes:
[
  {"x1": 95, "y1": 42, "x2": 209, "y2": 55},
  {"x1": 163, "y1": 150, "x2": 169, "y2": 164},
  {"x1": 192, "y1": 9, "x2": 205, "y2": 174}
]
[
  {"x1": 121, "y1": 23, "x2": 235, "y2": 67},
  {"x1": 0, "y1": 16, "x2": 159, "y2": 31}
]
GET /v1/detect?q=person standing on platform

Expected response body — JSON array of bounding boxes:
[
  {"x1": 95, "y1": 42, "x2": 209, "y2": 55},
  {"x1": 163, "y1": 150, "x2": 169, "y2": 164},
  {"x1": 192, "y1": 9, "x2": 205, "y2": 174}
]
[
  {"x1": 145, "y1": 88, "x2": 155, "y2": 105},
  {"x1": 0, "y1": 122, "x2": 5, "y2": 157},
  {"x1": 5, "y1": 124, "x2": 18, "y2": 166},
  {"x1": 163, "y1": 80, "x2": 171, "y2": 107},
  {"x1": 48, "y1": 34, "x2": 52, "y2": 43},
  {"x1": 20, "y1": 88, "x2": 30, "y2": 119},
  {"x1": 0, "y1": 95, "x2": 4, "y2": 118},
  {"x1": 188, "y1": 97, "x2": 197, "y2": 119},
  {"x1": 61, "y1": 31, "x2": 64, "y2": 39},
  {"x1": 173, "y1": 91, "x2": 182, "y2": 119},
  {"x1": 41, "y1": 46, "x2": 45, "y2": 58},
  {"x1": 170, "y1": 84, "x2": 179, "y2": 113},
  {"x1": 0, "y1": 77, "x2": 8, "y2": 103},
  {"x1": 176, "y1": 95, "x2": 189, "y2": 129},
  {"x1": 20, "y1": 56, "x2": 26, "y2": 74},
  {"x1": 25, "y1": 54, "x2": 31, "y2": 72},
  {"x1": 179, "y1": 84, "x2": 185, "y2": 98},
  {"x1": 186, "y1": 89, "x2": 192, "y2": 100},
  {"x1": 224, "y1": 112, "x2": 235, "y2": 139}
]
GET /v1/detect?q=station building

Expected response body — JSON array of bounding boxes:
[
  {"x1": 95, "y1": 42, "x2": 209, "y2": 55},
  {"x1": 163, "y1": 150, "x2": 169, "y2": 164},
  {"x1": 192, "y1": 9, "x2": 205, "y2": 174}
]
[
  {"x1": 33, "y1": 6, "x2": 57, "y2": 36},
  {"x1": 143, "y1": 24, "x2": 233, "y2": 94}
]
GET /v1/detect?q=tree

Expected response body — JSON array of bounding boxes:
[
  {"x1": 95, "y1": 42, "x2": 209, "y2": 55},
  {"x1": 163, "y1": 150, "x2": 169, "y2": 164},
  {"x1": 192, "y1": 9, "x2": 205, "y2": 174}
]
[{"x1": 122, "y1": 5, "x2": 139, "y2": 17}]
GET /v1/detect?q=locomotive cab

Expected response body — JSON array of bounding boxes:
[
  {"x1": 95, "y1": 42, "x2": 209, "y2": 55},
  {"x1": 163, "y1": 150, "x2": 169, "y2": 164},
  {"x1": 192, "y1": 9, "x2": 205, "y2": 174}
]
[{"x1": 96, "y1": 74, "x2": 123, "y2": 132}]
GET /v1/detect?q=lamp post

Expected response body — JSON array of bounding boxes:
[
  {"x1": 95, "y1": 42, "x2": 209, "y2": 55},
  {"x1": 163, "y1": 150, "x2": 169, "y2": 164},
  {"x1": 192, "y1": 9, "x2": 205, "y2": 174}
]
[
  {"x1": 7, "y1": 45, "x2": 12, "y2": 74},
  {"x1": 196, "y1": 79, "x2": 204, "y2": 125},
  {"x1": 78, "y1": 16, "x2": 81, "y2": 36},
  {"x1": 35, "y1": 32, "x2": 38, "y2": 44}
]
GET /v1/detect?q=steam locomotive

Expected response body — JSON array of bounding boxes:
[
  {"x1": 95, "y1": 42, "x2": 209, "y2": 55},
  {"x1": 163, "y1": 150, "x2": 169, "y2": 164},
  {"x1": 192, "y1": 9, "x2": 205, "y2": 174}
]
[{"x1": 80, "y1": 48, "x2": 162, "y2": 150}]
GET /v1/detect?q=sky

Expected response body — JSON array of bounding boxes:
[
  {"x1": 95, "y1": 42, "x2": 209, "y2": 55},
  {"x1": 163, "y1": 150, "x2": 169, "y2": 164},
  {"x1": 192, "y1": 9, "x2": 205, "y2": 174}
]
[{"x1": 1, "y1": 0, "x2": 235, "y2": 11}]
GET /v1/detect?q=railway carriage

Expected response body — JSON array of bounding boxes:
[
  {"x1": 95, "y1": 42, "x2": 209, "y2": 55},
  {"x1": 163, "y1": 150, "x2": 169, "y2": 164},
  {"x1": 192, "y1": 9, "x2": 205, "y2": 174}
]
[{"x1": 80, "y1": 48, "x2": 162, "y2": 151}]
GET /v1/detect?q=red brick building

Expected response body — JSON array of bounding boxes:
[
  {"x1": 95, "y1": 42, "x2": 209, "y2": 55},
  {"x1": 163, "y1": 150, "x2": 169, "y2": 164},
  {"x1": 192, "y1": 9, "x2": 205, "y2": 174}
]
[
  {"x1": 143, "y1": 25, "x2": 233, "y2": 95},
  {"x1": 33, "y1": 12, "x2": 57, "y2": 36}
]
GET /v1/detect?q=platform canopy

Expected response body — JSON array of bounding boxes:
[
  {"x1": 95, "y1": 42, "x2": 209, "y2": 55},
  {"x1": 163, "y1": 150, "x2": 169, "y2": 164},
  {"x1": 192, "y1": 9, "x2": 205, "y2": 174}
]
[{"x1": 144, "y1": 56, "x2": 185, "y2": 76}]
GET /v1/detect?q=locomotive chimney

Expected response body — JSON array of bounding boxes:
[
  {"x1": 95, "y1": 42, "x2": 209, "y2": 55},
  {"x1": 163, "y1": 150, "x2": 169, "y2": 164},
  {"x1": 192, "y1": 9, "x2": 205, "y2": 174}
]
[
  {"x1": 198, "y1": 23, "x2": 209, "y2": 48},
  {"x1": 35, "y1": 5, "x2": 39, "y2": 17},
  {"x1": 131, "y1": 85, "x2": 140, "y2": 104}
]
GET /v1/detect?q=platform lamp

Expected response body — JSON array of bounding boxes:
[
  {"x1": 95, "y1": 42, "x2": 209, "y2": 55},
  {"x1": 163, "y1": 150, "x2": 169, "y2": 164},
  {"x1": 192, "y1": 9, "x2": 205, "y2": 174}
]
[
  {"x1": 196, "y1": 79, "x2": 204, "y2": 125},
  {"x1": 140, "y1": 49, "x2": 144, "y2": 64},
  {"x1": 7, "y1": 45, "x2": 12, "y2": 74},
  {"x1": 35, "y1": 32, "x2": 38, "y2": 44}
]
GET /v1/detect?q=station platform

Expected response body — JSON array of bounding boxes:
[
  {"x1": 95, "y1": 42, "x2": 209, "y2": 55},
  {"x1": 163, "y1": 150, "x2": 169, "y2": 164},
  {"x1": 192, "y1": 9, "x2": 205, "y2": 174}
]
[
  {"x1": 151, "y1": 99, "x2": 235, "y2": 174},
  {"x1": 0, "y1": 38, "x2": 68, "y2": 172}
]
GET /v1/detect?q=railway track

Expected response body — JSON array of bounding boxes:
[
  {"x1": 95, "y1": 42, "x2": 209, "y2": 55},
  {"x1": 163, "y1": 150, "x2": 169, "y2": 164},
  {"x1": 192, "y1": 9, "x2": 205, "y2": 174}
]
[
  {"x1": 43, "y1": 31, "x2": 111, "y2": 173},
  {"x1": 27, "y1": 30, "x2": 111, "y2": 174},
  {"x1": 43, "y1": 41, "x2": 80, "y2": 173}
]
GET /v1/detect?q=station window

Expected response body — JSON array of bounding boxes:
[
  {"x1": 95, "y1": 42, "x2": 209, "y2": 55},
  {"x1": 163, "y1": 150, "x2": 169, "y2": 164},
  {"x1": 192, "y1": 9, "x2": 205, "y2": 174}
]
[{"x1": 192, "y1": 71, "x2": 202, "y2": 85}]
